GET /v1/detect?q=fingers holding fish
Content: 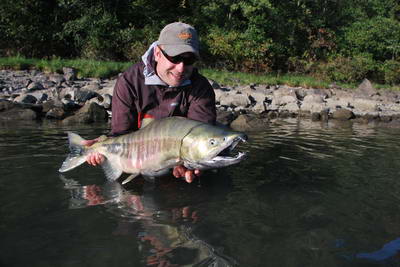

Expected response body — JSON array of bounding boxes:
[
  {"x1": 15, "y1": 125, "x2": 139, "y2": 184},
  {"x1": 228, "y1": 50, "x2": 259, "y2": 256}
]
[{"x1": 86, "y1": 152, "x2": 105, "y2": 166}]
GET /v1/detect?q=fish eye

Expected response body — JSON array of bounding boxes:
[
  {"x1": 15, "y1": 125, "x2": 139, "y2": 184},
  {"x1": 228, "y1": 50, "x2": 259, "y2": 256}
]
[{"x1": 209, "y1": 139, "x2": 217, "y2": 146}]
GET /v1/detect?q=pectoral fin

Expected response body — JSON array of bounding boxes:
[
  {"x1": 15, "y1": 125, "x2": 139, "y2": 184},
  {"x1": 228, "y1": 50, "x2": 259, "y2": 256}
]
[
  {"x1": 101, "y1": 159, "x2": 122, "y2": 181},
  {"x1": 121, "y1": 173, "x2": 139, "y2": 185}
]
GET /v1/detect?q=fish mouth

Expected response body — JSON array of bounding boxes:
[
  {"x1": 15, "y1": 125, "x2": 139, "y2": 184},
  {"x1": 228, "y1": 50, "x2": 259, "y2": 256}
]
[{"x1": 203, "y1": 134, "x2": 248, "y2": 168}]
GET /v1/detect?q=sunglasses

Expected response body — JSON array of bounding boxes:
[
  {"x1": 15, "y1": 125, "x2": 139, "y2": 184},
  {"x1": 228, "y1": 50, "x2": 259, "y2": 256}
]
[{"x1": 158, "y1": 46, "x2": 197, "y2": 65}]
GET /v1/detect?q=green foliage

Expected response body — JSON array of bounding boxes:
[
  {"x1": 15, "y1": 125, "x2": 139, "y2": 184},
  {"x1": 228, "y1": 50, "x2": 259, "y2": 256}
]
[
  {"x1": 60, "y1": 5, "x2": 122, "y2": 60},
  {"x1": 314, "y1": 54, "x2": 378, "y2": 83},
  {"x1": 0, "y1": 0, "x2": 400, "y2": 85},
  {"x1": 0, "y1": 55, "x2": 37, "y2": 70},
  {"x1": 380, "y1": 60, "x2": 400, "y2": 85},
  {"x1": 0, "y1": 0, "x2": 62, "y2": 57},
  {"x1": 116, "y1": 25, "x2": 159, "y2": 62},
  {"x1": 203, "y1": 26, "x2": 272, "y2": 72},
  {"x1": 200, "y1": 68, "x2": 330, "y2": 89},
  {"x1": 342, "y1": 16, "x2": 400, "y2": 61}
]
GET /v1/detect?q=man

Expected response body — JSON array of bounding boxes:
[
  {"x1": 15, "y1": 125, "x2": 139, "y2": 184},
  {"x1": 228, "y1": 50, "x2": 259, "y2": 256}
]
[{"x1": 85, "y1": 22, "x2": 217, "y2": 183}]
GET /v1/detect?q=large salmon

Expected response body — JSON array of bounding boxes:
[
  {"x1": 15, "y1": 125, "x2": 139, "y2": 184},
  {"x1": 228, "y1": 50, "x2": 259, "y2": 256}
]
[{"x1": 59, "y1": 117, "x2": 247, "y2": 184}]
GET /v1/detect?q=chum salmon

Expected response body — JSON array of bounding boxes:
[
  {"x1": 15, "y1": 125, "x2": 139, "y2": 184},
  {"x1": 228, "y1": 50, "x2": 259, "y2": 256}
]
[{"x1": 59, "y1": 117, "x2": 247, "y2": 184}]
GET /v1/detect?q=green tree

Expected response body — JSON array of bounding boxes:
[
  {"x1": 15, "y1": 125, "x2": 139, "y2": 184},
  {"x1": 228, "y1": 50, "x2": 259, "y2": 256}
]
[
  {"x1": 342, "y1": 16, "x2": 400, "y2": 61},
  {"x1": 0, "y1": 0, "x2": 62, "y2": 57}
]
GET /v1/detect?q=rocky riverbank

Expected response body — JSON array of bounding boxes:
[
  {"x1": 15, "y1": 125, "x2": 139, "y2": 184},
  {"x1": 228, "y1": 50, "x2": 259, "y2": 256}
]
[{"x1": 1, "y1": 68, "x2": 400, "y2": 131}]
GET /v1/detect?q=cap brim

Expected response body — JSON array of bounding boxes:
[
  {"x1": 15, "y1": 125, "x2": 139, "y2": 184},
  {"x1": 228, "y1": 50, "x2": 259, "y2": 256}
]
[{"x1": 163, "y1": 44, "x2": 199, "y2": 58}]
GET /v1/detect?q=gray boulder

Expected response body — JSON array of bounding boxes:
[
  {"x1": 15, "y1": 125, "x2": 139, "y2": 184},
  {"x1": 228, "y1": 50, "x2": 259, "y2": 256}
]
[
  {"x1": 62, "y1": 102, "x2": 107, "y2": 124},
  {"x1": 300, "y1": 94, "x2": 326, "y2": 113},
  {"x1": 219, "y1": 91, "x2": 250, "y2": 108},
  {"x1": 216, "y1": 110, "x2": 237, "y2": 126},
  {"x1": 230, "y1": 114, "x2": 269, "y2": 131},
  {"x1": 351, "y1": 98, "x2": 379, "y2": 112},
  {"x1": 331, "y1": 109, "x2": 355, "y2": 120},
  {"x1": 355, "y1": 79, "x2": 377, "y2": 98},
  {"x1": 75, "y1": 90, "x2": 98, "y2": 103},
  {"x1": 0, "y1": 105, "x2": 37, "y2": 120},
  {"x1": 46, "y1": 107, "x2": 66, "y2": 120},
  {"x1": 14, "y1": 94, "x2": 37, "y2": 104},
  {"x1": 82, "y1": 82, "x2": 101, "y2": 91},
  {"x1": 42, "y1": 80, "x2": 56, "y2": 89},
  {"x1": 27, "y1": 81, "x2": 44, "y2": 91},
  {"x1": 63, "y1": 67, "x2": 77, "y2": 81},
  {"x1": 49, "y1": 74, "x2": 66, "y2": 85},
  {"x1": 41, "y1": 100, "x2": 56, "y2": 113},
  {"x1": 97, "y1": 93, "x2": 112, "y2": 109}
]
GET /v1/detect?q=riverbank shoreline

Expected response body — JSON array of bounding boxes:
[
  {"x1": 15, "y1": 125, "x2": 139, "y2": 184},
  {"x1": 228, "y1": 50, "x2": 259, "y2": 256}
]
[{"x1": 1, "y1": 69, "x2": 400, "y2": 131}]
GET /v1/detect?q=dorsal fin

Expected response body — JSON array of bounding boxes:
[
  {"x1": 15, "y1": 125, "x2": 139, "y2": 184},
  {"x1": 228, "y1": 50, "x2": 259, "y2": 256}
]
[{"x1": 140, "y1": 117, "x2": 155, "y2": 129}]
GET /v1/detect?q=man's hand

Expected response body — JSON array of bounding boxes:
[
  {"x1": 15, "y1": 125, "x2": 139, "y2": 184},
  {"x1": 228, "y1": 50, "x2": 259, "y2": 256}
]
[
  {"x1": 82, "y1": 138, "x2": 105, "y2": 166},
  {"x1": 172, "y1": 165, "x2": 201, "y2": 183}
]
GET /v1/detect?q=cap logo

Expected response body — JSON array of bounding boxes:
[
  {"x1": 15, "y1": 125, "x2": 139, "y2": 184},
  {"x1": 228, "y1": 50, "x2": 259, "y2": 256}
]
[{"x1": 178, "y1": 31, "x2": 192, "y2": 40}]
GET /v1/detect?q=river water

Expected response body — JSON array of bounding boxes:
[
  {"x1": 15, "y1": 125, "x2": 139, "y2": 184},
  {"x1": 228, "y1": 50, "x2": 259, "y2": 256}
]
[{"x1": 1, "y1": 119, "x2": 400, "y2": 267}]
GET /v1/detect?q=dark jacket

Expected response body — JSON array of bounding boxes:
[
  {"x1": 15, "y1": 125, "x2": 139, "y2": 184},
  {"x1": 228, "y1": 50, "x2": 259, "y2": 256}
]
[{"x1": 110, "y1": 61, "x2": 216, "y2": 136}]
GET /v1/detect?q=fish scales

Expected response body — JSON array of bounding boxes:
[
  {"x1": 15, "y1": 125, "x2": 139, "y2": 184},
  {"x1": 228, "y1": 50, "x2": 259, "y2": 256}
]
[{"x1": 138, "y1": 121, "x2": 180, "y2": 170}]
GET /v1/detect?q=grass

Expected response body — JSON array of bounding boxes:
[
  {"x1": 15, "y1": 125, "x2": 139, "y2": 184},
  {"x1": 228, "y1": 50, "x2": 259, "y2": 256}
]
[
  {"x1": 0, "y1": 56, "x2": 131, "y2": 79},
  {"x1": 200, "y1": 68, "x2": 334, "y2": 89},
  {"x1": 1, "y1": 56, "x2": 398, "y2": 91}
]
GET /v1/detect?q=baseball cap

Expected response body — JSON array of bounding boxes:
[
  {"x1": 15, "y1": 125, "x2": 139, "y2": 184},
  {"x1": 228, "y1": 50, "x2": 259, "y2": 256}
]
[{"x1": 158, "y1": 22, "x2": 200, "y2": 58}]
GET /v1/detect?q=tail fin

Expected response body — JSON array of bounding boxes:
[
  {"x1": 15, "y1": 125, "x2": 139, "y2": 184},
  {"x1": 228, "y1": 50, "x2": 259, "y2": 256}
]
[{"x1": 59, "y1": 132, "x2": 88, "y2": 173}]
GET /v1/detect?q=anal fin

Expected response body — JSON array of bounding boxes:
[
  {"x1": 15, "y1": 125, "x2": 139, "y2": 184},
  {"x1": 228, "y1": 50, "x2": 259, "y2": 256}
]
[{"x1": 101, "y1": 159, "x2": 123, "y2": 181}]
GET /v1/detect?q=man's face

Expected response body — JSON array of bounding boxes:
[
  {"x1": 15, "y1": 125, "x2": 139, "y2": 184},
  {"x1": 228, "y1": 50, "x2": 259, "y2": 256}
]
[{"x1": 154, "y1": 46, "x2": 196, "y2": 87}]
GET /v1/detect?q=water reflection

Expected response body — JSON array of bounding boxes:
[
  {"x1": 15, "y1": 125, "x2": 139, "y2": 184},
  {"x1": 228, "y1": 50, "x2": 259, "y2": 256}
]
[
  {"x1": 60, "y1": 175, "x2": 237, "y2": 267},
  {"x1": 3, "y1": 120, "x2": 400, "y2": 267}
]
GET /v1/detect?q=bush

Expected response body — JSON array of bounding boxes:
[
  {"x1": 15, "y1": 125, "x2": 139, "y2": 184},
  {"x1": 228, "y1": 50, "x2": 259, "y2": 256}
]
[
  {"x1": 314, "y1": 54, "x2": 378, "y2": 83},
  {"x1": 203, "y1": 27, "x2": 272, "y2": 72},
  {"x1": 117, "y1": 25, "x2": 159, "y2": 62},
  {"x1": 380, "y1": 60, "x2": 400, "y2": 85},
  {"x1": 342, "y1": 16, "x2": 400, "y2": 61},
  {"x1": 287, "y1": 57, "x2": 318, "y2": 74}
]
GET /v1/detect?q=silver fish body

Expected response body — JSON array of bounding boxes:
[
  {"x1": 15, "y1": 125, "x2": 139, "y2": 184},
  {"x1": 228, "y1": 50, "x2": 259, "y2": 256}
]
[{"x1": 59, "y1": 117, "x2": 247, "y2": 184}]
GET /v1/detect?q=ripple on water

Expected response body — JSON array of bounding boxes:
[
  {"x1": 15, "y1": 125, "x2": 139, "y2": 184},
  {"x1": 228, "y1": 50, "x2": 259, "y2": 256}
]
[{"x1": 2, "y1": 121, "x2": 400, "y2": 267}]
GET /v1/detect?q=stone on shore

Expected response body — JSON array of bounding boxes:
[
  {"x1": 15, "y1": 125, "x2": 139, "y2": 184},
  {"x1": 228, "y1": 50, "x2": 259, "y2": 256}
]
[
  {"x1": 46, "y1": 107, "x2": 66, "y2": 120},
  {"x1": 63, "y1": 67, "x2": 77, "y2": 81},
  {"x1": 216, "y1": 110, "x2": 237, "y2": 126},
  {"x1": 0, "y1": 105, "x2": 37, "y2": 120},
  {"x1": 355, "y1": 78, "x2": 377, "y2": 97},
  {"x1": 1, "y1": 69, "x2": 400, "y2": 128},
  {"x1": 14, "y1": 93, "x2": 38, "y2": 104},
  {"x1": 62, "y1": 102, "x2": 107, "y2": 124},
  {"x1": 331, "y1": 109, "x2": 355, "y2": 120},
  {"x1": 230, "y1": 114, "x2": 269, "y2": 131}
]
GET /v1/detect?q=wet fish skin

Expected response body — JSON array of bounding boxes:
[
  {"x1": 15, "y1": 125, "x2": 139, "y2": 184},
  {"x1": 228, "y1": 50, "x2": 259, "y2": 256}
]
[{"x1": 59, "y1": 117, "x2": 247, "y2": 184}]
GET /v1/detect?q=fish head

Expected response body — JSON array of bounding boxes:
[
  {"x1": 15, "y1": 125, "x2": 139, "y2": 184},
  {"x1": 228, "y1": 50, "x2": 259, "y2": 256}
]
[{"x1": 181, "y1": 123, "x2": 247, "y2": 169}]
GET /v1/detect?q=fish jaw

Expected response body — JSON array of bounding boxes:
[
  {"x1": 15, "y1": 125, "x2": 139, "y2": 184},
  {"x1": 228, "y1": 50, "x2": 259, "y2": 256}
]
[
  {"x1": 184, "y1": 151, "x2": 247, "y2": 169},
  {"x1": 181, "y1": 124, "x2": 247, "y2": 170}
]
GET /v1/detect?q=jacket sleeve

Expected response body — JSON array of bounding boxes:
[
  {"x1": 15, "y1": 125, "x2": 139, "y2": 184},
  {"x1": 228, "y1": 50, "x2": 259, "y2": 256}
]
[
  {"x1": 110, "y1": 74, "x2": 138, "y2": 136},
  {"x1": 186, "y1": 77, "x2": 217, "y2": 125}
]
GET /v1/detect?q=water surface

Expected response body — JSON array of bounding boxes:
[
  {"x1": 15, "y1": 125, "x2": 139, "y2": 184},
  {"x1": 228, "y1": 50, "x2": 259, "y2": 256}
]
[{"x1": 1, "y1": 119, "x2": 400, "y2": 267}]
